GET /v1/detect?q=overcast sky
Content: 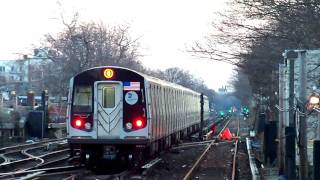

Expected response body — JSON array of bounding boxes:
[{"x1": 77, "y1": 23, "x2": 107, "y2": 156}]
[{"x1": 0, "y1": 0, "x2": 233, "y2": 90}]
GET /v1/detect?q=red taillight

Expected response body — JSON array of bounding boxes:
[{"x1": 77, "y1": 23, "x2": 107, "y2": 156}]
[
  {"x1": 75, "y1": 119, "x2": 83, "y2": 128},
  {"x1": 71, "y1": 114, "x2": 92, "y2": 130},
  {"x1": 134, "y1": 119, "x2": 144, "y2": 128},
  {"x1": 136, "y1": 119, "x2": 143, "y2": 127}
]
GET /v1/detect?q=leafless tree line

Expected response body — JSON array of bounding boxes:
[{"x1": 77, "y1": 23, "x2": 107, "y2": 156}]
[
  {"x1": 37, "y1": 15, "x2": 143, "y2": 96},
  {"x1": 34, "y1": 15, "x2": 214, "y2": 101},
  {"x1": 191, "y1": 0, "x2": 320, "y2": 106}
]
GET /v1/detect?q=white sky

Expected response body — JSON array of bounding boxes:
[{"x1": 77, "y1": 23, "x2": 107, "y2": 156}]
[{"x1": 0, "y1": 0, "x2": 234, "y2": 90}]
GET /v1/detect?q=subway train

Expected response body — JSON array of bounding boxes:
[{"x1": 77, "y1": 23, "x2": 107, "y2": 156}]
[{"x1": 67, "y1": 66, "x2": 210, "y2": 167}]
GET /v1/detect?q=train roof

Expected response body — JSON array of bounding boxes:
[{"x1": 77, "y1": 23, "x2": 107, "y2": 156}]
[{"x1": 75, "y1": 66, "x2": 201, "y2": 95}]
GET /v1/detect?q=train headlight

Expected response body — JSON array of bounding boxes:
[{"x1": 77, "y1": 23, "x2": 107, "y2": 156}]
[
  {"x1": 126, "y1": 122, "x2": 132, "y2": 130},
  {"x1": 103, "y1": 68, "x2": 114, "y2": 79},
  {"x1": 85, "y1": 122, "x2": 91, "y2": 130}
]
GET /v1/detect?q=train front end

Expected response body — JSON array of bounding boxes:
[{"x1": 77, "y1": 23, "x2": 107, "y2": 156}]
[{"x1": 67, "y1": 66, "x2": 149, "y2": 167}]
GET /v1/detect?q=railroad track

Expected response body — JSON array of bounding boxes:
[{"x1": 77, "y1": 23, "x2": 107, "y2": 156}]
[
  {"x1": 0, "y1": 138, "x2": 67, "y2": 166},
  {"x1": 182, "y1": 117, "x2": 233, "y2": 180},
  {"x1": 231, "y1": 117, "x2": 240, "y2": 180},
  {"x1": 0, "y1": 165, "x2": 84, "y2": 180},
  {"x1": 3, "y1": 157, "x2": 162, "y2": 180},
  {"x1": 0, "y1": 138, "x2": 66, "y2": 154},
  {"x1": 2, "y1": 150, "x2": 29, "y2": 163},
  {"x1": 0, "y1": 119, "x2": 241, "y2": 179},
  {"x1": 0, "y1": 148, "x2": 70, "y2": 175},
  {"x1": 0, "y1": 138, "x2": 68, "y2": 167}
]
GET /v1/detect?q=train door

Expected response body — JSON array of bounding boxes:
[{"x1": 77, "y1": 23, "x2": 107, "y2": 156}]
[{"x1": 95, "y1": 82, "x2": 123, "y2": 138}]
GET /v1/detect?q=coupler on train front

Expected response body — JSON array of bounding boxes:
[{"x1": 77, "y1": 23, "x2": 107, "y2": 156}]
[{"x1": 70, "y1": 143, "x2": 149, "y2": 169}]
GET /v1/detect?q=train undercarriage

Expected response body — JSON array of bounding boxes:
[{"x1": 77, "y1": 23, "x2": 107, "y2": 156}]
[{"x1": 69, "y1": 124, "x2": 202, "y2": 169}]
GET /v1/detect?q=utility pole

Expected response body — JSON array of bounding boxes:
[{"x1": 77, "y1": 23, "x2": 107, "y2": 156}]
[
  {"x1": 314, "y1": 140, "x2": 320, "y2": 180},
  {"x1": 41, "y1": 90, "x2": 48, "y2": 138},
  {"x1": 199, "y1": 93, "x2": 204, "y2": 141},
  {"x1": 285, "y1": 50, "x2": 298, "y2": 180},
  {"x1": 298, "y1": 51, "x2": 308, "y2": 180},
  {"x1": 278, "y1": 64, "x2": 285, "y2": 174}
]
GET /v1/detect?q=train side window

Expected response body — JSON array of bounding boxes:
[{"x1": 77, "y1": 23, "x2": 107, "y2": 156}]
[
  {"x1": 178, "y1": 90, "x2": 181, "y2": 129},
  {"x1": 153, "y1": 84, "x2": 158, "y2": 138},
  {"x1": 157, "y1": 85, "x2": 161, "y2": 137},
  {"x1": 173, "y1": 90, "x2": 179, "y2": 131},
  {"x1": 150, "y1": 84, "x2": 155, "y2": 137},
  {"x1": 158, "y1": 86, "x2": 163, "y2": 137},
  {"x1": 73, "y1": 85, "x2": 92, "y2": 113},
  {"x1": 102, "y1": 87, "x2": 115, "y2": 108},
  {"x1": 168, "y1": 89, "x2": 171, "y2": 134}
]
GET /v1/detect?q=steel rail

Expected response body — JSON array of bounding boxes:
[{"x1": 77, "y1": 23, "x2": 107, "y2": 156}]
[
  {"x1": 0, "y1": 139, "x2": 67, "y2": 166},
  {"x1": 182, "y1": 118, "x2": 232, "y2": 180},
  {"x1": 231, "y1": 117, "x2": 240, "y2": 180},
  {"x1": 33, "y1": 148, "x2": 70, "y2": 168},
  {"x1": 33, "y1": 155, "x2": 70, "y2": 169},
  {"x1": 21, "y1": 146, "x2": 46, "y2": 165},
  {"x1": 0, "y1": 155, "x2": 6, "y2": 164},
  {"x1": 171, "y1": 143, "x2": 209, "y2": 150},
  {"x1": 0, "y1": 157, "x2": 41, "y2": 172},
  {"x1": 0, "y1": 146, "x2": 47, "y2": 166},
  {"x1": 36, "y1": 169, "x2": 87, "y2": 179},
  {"x1": 0, "y1": 148, "x2": 70, "y2": 175},
  {"x1": 1, "y1": 150, "x2": 28, "y2": 163},
  {"x1": 0, "y1": 165, "x2": 83, "y2": 179},
  {"x1": 0, "y1": 138, "x2": 66, "y2": 154}
]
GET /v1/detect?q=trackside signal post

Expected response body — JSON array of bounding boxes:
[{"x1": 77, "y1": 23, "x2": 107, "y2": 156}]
[
  {"x1": 284, "y1": 50, "x2": 298, "y2": 180},
  {"x1": 199, "y1": 93, "x2": 204, "y2": 141},
  {"x1": 41, "y1": 90, "x2": 49, "y2": 138},
  {"x1": 314, "y1": 140, "x2": 320, "y2": 180},
  {"x1": 297, "y1": 51, "x2": 308, "y2": 180}
]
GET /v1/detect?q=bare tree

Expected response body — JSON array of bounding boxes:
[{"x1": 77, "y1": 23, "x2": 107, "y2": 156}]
[
  {"x1": 191, "y1": 0, "x2": 320, "y2": 103},
  {"x1": 37, "y1": 16, "x2": 142, "y2": 96},
  {"x1": 230, "y1": 70, "x2": 252, "y2": 105}
]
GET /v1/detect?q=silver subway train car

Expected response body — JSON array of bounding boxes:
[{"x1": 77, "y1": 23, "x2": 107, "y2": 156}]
[{"x1": 67, "y1": 66, "x2": 210, "y2": 167}]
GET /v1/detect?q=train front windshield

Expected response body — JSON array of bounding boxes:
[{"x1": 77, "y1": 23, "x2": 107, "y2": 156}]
[{"x1": 72, "y1": 85, "x2": 93, "y2": 113}]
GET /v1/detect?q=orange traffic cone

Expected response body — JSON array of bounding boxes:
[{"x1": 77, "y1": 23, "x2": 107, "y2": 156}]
[{"x1": 220, "y1": 128, "x2": 232, "y2": 140}]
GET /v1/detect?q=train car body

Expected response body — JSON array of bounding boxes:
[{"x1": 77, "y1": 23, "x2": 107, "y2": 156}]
[{"x1": 67, "y1": 66, "x2": 209, "y2": 167}]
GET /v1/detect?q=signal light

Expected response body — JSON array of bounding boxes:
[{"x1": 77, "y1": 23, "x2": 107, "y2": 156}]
[
  {"x1": 75, "y1": 119, "x2": 83, "y2": 128},
  {"x1": 71, "y1": 114, "x2": 93, "y2": 130},
  {"x1": 133, "y1": 119, "x2": 144, "y2": 128},
  {"x1": 135, "y1": 119, "x2": 143, "y2": 127},
  {"x1": 103, "y1": 68, "x2": 114, "y2": 79}
]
